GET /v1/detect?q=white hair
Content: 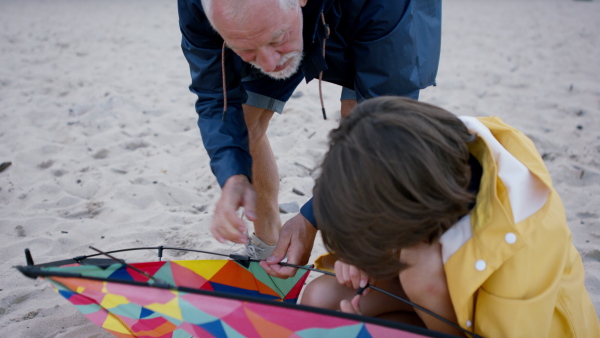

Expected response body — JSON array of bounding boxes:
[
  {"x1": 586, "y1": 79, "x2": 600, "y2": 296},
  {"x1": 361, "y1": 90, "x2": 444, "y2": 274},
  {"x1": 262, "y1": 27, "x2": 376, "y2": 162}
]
[{"x1": 201, "y1": 0, "x2": 299, "y2": 27}]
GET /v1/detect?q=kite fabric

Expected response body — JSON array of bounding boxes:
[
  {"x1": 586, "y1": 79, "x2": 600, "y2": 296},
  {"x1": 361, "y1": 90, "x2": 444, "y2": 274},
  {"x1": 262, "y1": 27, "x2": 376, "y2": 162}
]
[{"x1": 18, "y1": 254, "x2": 453, "y2": 338}]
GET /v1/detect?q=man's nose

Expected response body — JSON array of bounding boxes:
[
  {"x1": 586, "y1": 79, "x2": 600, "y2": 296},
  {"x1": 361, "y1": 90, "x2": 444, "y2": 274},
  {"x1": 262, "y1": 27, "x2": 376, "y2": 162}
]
[{"x1": 255, "y1": 47, "x2": 280, "y2": 72}]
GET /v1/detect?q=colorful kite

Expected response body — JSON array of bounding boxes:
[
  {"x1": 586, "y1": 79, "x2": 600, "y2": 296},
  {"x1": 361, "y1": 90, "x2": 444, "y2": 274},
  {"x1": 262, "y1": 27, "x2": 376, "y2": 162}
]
[{"x1": 17, "y1": 247, "x2": 456, "y2": 338}]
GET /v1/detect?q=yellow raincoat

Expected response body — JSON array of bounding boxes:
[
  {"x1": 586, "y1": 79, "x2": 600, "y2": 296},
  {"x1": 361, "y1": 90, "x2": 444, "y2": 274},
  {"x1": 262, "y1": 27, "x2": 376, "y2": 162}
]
[
  {"x1": 315, "y1": 116, "x2": 599, "y2": 337},
  {"x1": 440, "y1": 116, "x2": 599, "y2": 337}
]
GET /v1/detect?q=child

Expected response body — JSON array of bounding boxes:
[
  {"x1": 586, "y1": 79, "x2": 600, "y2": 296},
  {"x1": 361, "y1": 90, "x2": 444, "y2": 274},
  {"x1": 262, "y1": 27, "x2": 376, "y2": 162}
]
[{"x1": 300, "y1": 97, "x2": 600, "y2": 337}]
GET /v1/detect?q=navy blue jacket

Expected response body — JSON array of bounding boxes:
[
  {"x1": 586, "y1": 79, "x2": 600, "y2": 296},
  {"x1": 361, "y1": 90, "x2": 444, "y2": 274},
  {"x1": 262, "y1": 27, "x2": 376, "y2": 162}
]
[{"x1": 178, "y1": 0, "x2": 442, "y2": 226}]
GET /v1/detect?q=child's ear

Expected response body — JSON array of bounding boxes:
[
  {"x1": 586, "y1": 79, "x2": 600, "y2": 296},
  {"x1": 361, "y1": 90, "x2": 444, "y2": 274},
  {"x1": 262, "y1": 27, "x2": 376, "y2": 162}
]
[{"x1": 466, "y1": 132, "x2": 477, "y2": 143}]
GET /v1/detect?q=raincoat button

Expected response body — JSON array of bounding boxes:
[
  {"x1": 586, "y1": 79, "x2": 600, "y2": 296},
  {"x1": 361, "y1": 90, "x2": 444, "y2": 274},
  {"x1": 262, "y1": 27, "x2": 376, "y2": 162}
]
[
  {"x1": 466, "y1": 320, "x2": 472, "y2": 327},
  {"x1": 505, "y1": 232, "x2": 517, "y2": 244},
  {"x1": 475, "y1": 260, "x2": 486, "y2": 271}
]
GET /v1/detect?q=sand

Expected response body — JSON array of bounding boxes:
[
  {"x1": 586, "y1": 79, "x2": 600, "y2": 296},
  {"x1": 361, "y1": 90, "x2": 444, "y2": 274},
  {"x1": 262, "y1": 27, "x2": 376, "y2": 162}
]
[{"x1": 0, "y1": 0, "x2": 598, "y2": 336}]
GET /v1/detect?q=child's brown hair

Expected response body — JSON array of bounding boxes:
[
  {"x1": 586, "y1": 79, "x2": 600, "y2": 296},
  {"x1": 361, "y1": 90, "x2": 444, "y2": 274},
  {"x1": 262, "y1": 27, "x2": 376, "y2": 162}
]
[{"x1": 314, "y1": 96, "x2": 476, "y2": 279}]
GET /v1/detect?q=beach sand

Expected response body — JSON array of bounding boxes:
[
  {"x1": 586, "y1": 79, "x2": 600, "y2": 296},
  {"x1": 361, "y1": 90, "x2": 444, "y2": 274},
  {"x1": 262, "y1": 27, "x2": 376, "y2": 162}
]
[{"x1": 0, "y1": 0, "x2": 598, "y2": 336}]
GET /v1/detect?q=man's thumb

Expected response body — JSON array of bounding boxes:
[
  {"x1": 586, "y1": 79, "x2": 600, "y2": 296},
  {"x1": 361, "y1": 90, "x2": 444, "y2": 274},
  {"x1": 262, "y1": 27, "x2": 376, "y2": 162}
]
[{"x1": 266, "y1": 241, "x2": 288, "y2": 263}]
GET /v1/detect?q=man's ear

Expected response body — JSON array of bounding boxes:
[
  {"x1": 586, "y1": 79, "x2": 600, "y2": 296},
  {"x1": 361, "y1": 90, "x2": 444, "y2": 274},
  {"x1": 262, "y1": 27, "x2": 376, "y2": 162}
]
[{"x1": 299, "y1": 0, "x2": 308, "y2": 8}]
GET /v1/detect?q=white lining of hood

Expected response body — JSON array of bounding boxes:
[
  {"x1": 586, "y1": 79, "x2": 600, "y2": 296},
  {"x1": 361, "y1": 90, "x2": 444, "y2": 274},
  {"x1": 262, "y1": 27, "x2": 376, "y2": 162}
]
[{"x1": 440, "y1": 117, "x2": 550, "y2": 263}]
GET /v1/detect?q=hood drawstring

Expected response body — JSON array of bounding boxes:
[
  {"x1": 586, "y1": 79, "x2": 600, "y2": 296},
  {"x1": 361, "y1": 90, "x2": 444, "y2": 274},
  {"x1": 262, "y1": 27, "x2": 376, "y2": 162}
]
[
  {"x1": 221, "y1": 13, "x2": 329, "y2": 122},
  {"x1": 319, "y1": 12, "x2": 330, "y2": 120},
  {"x1": 221, "y1": 41, "x2": 228, "y2": 121}
]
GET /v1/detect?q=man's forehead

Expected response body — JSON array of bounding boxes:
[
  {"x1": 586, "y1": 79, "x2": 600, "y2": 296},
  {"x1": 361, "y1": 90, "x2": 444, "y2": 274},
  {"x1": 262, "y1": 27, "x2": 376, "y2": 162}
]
[
  {"x1": 212, "y1": 0, "x2": 288, "y2": 23},
  {"x1": 213, "y1": 3, "x2": 297, "y2": 50}
]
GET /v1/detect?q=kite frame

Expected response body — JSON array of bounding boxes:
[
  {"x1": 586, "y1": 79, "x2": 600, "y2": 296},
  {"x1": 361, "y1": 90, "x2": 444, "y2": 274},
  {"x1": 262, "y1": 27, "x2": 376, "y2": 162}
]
[{"x1": 17, "y1": 246, "x2": 477, "y2": 338}]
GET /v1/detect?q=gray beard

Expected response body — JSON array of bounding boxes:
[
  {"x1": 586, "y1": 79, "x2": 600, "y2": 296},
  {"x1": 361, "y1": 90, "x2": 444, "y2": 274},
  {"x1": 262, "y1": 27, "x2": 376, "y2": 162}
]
[{"x1": 251, "y1": 51, "x2": 303, "y2": 80}]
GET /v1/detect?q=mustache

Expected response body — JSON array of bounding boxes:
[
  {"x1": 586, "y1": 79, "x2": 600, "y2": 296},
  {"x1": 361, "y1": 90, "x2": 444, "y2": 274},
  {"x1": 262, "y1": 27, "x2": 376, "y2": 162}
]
[
  {"x1": 277, "y1": 51, "x2": 302, "y2": 67},
  {"x1": 250, "y1": 51, "x2": 303, "y2": 80},
  {"x1": 250, "y1": 51, "x2": 302, "y2": 69}
]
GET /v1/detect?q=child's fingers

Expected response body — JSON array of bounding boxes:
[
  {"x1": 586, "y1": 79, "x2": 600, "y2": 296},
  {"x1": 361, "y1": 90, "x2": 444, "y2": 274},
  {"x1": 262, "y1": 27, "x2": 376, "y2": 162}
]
[
  {"x1": 350, "y1": 265, "x2": 370, "y2": 290},
  {"x1": 334, "y1": 261, "x2": 345, "y2": 285},
  {"x1": 334, "y1": 261, "x2": 370, "y2": 290},
  {"x1": 334, "y1": 261, "x2": 353, "y2": 289},
  {"x1": 348, "y1": 265, "x2": 362, "y2": 290},
  {"x1": 351, "y1": 294, "x2": 363, "y2": 315},
  {"x1": 339, "y1": 299, "x2": 354, "y2": 314},
  {"x1": 356, "y1": 283, "x2": 370, "y2": 296},
  {"x1": 339, "y1": 298, "x2": 358, "y2": 315},
  {"x1": 342, "y1": 264, "x2": 354, "y2": 289},
  {"x1": 340, "y1": 294, "x2": 363, "y2": 315},
  {"x1": 359, "y1": 278, "x2": 373, "y2": 296}
]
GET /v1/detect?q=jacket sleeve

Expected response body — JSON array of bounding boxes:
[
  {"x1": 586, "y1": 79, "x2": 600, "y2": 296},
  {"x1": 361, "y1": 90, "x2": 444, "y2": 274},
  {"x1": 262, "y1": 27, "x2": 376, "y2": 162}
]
[
  {"x1": 351, "y1": 0, "x2": 441, "y2": 101},
  {"x1": 178, "y1": 0, "x2": 252, "y2": 187},
  {"x1": 300, "y1": 198, "x2": 317, "y2": 228}
]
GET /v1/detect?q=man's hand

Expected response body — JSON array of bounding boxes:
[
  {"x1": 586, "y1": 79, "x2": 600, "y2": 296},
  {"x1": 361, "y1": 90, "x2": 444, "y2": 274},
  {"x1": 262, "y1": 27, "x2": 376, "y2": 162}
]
[
  {"x1": 260, "y1": 213, "x2": 317, "y2": 278},
  {"x1": 211, "y1": 175, "x2": 257, "y2": 244}
]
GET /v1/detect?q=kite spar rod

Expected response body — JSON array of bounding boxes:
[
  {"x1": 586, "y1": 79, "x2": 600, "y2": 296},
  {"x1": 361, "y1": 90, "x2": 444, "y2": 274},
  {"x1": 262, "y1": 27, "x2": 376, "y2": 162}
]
[{"x1": 88, "y1": 246, "x2": 173, "y2": 288}]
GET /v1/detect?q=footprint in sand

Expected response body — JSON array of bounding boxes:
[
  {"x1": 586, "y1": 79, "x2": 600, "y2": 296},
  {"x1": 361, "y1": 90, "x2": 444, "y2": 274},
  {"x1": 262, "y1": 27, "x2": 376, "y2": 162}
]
[
  {"x1": 37, "y1": 160, "x2": 54, "y2": 169},
  {"x1": 14, "y1": 225, "x2": 26, "y2": 237},
  {"x1": 92, "y1": 149, "x2": 109, "y2": 159}
]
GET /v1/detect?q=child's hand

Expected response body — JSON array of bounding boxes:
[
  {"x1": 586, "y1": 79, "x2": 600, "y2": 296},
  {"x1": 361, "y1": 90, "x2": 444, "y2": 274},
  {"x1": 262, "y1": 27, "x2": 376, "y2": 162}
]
[
  {"x1": 334, "y1": 260, "x2": 370, "y2": 296},
  {"x1": 340, "y1": 294, "x2": 363, "y2": 315}
]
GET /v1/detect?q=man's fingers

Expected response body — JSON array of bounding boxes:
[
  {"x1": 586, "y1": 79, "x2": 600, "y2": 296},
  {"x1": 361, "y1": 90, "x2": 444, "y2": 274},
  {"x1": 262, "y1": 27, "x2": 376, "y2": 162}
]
[
  {"x1": 260, "y1": 229, "x2": 295, "y2": 278},
  {"x1": 242, "y1": 186, "x2": 257, "y2": 221},
  {"x1": 209, "y1": 226, "x2": 226, "y2": 244},
  {"x1": 211, "y1": 175, "x2": 254, "y2": 243},
  {"x1": 211, "y1": 221, "x2": 243, "y2": 243},
  {"x1": 262, "y1": 236, "x2": 298, "y2": 278},
  {"x1": 210, "y1": 224, "x2": 246, "y2": 244},
  {"x1": 212, "y1": 206, "x2": 248, "y2": 243},
  {"x1": 260, "y1": 244, "x2": 298, "y2": 279},
  {"x1": 267, "y1": 236, "x2": 290, "y2": 264},
  {"x1": 244, "y1": 209, "x2": 257, "y2": 222},
  {"x1": 259, "y1": 261, "x2": 297, "y2": 279},
  {"x1": 262, "y1": 214, "x2": 316, "y2": 278}
]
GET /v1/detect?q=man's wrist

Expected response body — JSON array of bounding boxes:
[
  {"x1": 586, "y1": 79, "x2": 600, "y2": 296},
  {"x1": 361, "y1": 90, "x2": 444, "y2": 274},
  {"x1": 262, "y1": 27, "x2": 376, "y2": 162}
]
[{"x1": 225, "y1": 174, "x2": 250, "y2": 185}]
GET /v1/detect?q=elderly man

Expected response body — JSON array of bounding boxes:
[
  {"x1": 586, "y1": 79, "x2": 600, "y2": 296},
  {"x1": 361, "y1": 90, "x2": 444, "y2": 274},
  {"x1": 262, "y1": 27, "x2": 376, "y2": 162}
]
[{"x1": 178, "y1": 0, "x2": 441, "y2": 277}]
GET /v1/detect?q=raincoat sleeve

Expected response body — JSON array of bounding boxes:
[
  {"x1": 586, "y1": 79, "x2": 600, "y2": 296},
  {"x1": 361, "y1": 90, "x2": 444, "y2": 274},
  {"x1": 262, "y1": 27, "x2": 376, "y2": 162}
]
[
  {"x1": 178, "y1": 0, "x2": 252, "y2": 187},
  {"x1": 351, "y1": 0, "x2": 441, "y2": 101}
]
